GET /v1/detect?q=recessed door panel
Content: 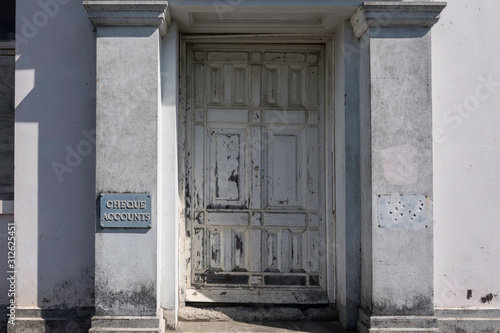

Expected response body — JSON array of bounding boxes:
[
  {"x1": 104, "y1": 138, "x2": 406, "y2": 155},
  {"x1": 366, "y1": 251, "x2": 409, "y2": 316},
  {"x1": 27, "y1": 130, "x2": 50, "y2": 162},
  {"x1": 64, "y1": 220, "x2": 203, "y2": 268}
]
[{"x1": 185, "y1": 43, "x2": 328, "y2": 304}]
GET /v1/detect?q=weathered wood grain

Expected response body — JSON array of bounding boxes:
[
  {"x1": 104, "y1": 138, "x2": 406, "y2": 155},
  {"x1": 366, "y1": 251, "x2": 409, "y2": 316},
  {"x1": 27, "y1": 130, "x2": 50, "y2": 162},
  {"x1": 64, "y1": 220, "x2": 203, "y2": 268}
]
[{"x1": 186, "y1": 45, "x2": 326, "y2": 303}]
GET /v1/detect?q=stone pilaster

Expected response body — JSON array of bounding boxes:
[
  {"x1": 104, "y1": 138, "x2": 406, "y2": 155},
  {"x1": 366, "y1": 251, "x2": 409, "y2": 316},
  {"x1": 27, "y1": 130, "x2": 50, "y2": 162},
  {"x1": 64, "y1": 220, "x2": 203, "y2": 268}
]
[
  {"x1": 83, "y1": 1, "x2": 169, "y2": 332},
  {"x1": 350, "y1": 2, "x2": 446, "y2": 332}
]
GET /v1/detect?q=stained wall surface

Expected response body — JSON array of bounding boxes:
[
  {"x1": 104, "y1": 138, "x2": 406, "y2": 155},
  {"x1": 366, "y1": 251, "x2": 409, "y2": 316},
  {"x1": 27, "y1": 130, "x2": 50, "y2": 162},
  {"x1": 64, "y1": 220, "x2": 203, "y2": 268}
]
[{"x1": 13, "y1": 0, "x2": 96, "y2": 308}]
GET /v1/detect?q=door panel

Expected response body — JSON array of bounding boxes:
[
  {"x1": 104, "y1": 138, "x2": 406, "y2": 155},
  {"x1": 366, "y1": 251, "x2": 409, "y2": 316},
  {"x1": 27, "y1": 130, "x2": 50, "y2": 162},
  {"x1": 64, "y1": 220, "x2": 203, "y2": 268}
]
[
  {"x1": 208, "y1": 128, "x2": 246, "y2": 208},
  {"x1": 266, "y1": 129, "x2": 304, "y2": 208},
  {"x1": 185, "y1": 43, "x2": 327, "y2": 304}
]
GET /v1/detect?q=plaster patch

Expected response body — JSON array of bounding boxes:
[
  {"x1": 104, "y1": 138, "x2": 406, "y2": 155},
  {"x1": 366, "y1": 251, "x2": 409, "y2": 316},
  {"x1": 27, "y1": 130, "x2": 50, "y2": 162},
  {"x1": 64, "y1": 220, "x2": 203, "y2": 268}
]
[
  {"x1": 377, "y1": 195, "x2": 428, "y2": 230},
  {"x1": 379, "y1": 145, "x2": 419, "y2": 186}
]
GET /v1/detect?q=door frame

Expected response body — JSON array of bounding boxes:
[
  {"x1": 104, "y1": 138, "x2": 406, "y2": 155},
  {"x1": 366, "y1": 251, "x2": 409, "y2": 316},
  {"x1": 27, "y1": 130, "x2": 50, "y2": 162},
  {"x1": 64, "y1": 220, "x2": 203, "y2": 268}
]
[{"x1": 177, "y1": 34, "x2": 336, "y2": 305}]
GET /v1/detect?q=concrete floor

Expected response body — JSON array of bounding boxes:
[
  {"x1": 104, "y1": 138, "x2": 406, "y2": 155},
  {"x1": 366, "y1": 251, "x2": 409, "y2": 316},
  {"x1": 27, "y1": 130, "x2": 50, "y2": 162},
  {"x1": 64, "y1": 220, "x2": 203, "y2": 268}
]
[{"x1": 171, "y1": 321, "x2": 356, "y2": 333}]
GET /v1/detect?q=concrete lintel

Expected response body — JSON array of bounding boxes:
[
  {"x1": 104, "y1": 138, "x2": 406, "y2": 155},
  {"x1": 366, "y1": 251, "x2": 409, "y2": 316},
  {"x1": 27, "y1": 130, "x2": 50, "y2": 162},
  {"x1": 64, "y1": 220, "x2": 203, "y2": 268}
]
[
  {"x1": 351, "y1": 1, "x2": 447, "y2": 38},
  {"x1": 168, "y1": 2, "x2": 361, "y2": 33},
  {"x1": 83, "y1": 1, "x2": 171, "y2": 36}
]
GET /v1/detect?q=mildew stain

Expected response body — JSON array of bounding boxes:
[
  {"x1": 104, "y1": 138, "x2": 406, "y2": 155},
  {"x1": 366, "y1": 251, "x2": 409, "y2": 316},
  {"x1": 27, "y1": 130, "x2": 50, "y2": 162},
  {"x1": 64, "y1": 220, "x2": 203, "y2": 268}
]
[
  {"x1": 480, "y1": 293, "x2": 495, "y2": 304},
  {"x1": 95, "y1": 282, "x2": 156, "y2": 316}
]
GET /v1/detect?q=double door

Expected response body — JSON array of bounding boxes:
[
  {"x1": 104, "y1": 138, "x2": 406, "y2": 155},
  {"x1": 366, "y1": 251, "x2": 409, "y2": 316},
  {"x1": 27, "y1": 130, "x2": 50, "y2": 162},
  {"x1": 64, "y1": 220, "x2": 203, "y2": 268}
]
[{"x1": 184, "y1": 42, "x2": 329, "y2": 304}]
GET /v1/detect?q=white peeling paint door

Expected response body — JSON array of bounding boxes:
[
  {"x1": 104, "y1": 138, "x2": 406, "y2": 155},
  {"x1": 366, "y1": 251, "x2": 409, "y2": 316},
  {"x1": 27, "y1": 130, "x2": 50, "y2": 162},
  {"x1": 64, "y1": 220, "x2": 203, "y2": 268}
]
[{"x1": 184, "y1": 43, "x2": 328, "y2": 304}]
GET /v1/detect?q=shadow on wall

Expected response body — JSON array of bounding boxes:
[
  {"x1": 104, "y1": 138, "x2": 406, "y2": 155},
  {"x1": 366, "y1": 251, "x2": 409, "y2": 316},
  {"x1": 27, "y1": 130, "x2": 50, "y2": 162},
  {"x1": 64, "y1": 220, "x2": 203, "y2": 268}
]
[{"x1": 12, "y1": 0, "x2": 97, "y2": 331}]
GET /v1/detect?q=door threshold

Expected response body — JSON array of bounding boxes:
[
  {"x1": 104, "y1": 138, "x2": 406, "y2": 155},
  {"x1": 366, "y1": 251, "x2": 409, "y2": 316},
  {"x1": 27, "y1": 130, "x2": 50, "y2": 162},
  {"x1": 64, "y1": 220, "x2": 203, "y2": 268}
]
[
  {"x1": 171, "y1": 321, "x2": 354, "y2": 333},
  {"x1": 185, "y1": 288, "x2": 329, "y2": 304},
  {"x1": 178, "y1": 304, "x2": 338, "y2": 323}
]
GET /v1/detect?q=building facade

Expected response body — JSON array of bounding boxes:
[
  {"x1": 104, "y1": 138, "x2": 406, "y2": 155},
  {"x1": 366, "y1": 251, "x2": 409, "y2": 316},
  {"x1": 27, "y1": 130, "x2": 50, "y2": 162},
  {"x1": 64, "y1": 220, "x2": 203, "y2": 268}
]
[{"x1": 0, "y1": 0, "x2": 499, "y2": 332}]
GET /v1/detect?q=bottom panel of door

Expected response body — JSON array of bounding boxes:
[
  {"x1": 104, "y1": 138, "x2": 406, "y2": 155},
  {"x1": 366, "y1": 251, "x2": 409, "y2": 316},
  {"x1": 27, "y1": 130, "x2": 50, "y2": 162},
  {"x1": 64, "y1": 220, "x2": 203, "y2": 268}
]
[{"x1": 185, "y1": 288, "x2": 328, "y2": 304}]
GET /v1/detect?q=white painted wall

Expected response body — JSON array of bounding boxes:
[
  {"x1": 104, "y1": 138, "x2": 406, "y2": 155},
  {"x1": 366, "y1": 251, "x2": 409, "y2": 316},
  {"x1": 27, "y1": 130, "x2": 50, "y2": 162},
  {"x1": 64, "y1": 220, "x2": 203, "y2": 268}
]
[
  {"x1": 14, "y1": 0, "x2": 95, "y2": 307},
  {"x1": 433, "y1": 0, "x2": 500, "y2": 308}
]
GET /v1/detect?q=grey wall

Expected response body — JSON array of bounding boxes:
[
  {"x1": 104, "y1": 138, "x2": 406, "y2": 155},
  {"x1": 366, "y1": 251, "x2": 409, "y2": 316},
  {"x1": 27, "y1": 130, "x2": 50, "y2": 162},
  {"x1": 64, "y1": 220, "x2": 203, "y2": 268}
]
[{"x1": 94, "y1": 25, "x2": 160, "y2": 317}]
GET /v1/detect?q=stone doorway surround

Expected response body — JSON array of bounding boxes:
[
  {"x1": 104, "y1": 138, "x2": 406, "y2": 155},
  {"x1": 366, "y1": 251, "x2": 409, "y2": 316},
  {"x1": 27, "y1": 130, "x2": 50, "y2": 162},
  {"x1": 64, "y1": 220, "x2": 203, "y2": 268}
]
[
  {"x1": 181, "y1": 41, "x2": 334, "y2": 306},
  {"x1": 82, "y1": 1, "x2": 446, "y2": 332}
]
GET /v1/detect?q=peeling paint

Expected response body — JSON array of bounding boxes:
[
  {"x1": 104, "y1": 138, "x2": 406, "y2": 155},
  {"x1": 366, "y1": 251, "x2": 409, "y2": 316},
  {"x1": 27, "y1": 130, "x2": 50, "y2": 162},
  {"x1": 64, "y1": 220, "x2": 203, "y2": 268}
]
[
  {"x1": 184, "y1": 45, "x2": 327, "y2": 303},
  {"x1": 228, "y1": 170, "x2": 239, "y2": 187}
]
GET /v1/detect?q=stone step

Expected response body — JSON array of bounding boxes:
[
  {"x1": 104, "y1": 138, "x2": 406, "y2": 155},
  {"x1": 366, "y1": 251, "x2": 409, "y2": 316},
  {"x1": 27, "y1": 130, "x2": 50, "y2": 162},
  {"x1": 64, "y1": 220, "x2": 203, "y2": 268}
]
[
  {"x1": 91, "y1": 316, "x2": 161, "y2": 328},
  {"x1": 89, "y1": 316, "x2": 164, "y2": 333},
  {"x1": 89, "y1": 329, "x2": 161, "y2": 333},
  {"x1": 178, "y1": 305, "x2": 338, "y2": 322},
  {"x1": 171, "y1": 321, "x2": 352, "y2": 333}
]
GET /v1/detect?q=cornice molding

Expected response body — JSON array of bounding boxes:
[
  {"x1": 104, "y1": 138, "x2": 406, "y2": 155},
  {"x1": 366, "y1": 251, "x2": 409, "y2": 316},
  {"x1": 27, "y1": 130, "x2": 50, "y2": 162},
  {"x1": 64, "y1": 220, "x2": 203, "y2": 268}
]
[
  {"x1": 83, "y1": 1, "x2": 170, "y2": 36},
  {"x1": 350, "y1": 1, "x2": 447, "y2": 39}
]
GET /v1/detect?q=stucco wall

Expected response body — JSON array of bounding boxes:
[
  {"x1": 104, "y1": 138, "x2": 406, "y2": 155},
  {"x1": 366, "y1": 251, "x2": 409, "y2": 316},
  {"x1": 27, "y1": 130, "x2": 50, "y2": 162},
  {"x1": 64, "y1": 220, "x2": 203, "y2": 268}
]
[
  {"x1": 14, "y1": 0, "x2": 95, "y2": 308},
  {"x1": 433, "y1": 0, "x2": 500, "y2": 309}
]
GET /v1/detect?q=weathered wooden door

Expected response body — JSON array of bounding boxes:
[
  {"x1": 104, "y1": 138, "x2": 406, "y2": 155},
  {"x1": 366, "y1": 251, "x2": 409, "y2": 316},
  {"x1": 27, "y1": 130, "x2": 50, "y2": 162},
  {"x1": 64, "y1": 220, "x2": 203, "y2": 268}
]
[{"x1": 184, "y1": 43, "x2": 328, "y2": 304}]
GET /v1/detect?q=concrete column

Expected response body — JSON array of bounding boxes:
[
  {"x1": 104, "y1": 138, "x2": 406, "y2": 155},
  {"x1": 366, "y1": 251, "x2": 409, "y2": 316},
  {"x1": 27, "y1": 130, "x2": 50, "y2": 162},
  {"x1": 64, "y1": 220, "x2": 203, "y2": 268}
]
[
  {"x1": 350, "y1": 2, "x2": 446, "y2": 332},
  {"x1": 83, "y1": 2, "x2": 169, "y2": 332}
]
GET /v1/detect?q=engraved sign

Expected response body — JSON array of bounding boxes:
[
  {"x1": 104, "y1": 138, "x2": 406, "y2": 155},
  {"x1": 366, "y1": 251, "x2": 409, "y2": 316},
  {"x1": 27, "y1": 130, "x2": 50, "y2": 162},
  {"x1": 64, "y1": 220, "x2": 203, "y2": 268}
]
[
  {"x1": 377, "y1": 195, "x2": 428, "y2": 230},
  {"x1": 99, "y1": 193, "x2": 151, "y2": 228}
]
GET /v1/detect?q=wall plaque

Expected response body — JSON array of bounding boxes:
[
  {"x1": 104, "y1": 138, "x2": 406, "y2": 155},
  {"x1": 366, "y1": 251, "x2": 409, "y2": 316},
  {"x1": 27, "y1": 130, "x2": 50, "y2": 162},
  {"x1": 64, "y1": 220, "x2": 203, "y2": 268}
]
[{"x1": 99, "y1": 193, "x2": 152, "y2": 228}]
